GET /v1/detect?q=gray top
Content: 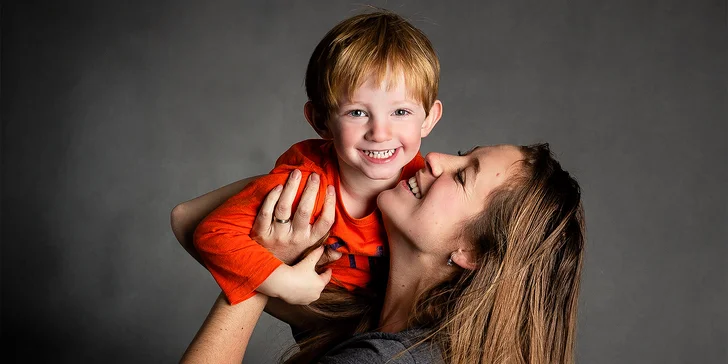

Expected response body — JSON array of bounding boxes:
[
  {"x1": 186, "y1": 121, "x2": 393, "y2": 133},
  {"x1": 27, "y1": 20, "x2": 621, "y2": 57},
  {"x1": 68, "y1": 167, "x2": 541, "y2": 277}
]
[{"x1": 318, "y1": 329, "x2": 443, "y2": 363}]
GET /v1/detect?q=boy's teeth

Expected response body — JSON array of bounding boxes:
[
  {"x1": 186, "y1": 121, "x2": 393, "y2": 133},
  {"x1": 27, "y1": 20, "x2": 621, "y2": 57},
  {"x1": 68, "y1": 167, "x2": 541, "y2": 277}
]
[{"x1": 364, "y1": 149, "x2": 396, "y2": 159}]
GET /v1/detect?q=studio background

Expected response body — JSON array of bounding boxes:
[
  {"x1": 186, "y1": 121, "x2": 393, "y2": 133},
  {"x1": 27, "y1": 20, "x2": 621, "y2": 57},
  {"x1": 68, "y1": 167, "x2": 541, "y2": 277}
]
[{"x1": 2, "y1": 0, "x2": 726, "y2": 363}]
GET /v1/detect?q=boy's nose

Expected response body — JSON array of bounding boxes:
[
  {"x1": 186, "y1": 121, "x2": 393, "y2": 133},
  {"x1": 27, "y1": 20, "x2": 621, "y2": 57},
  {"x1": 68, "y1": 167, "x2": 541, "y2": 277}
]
[{"x1": 366, "y1": 117, "x2": 392, "y2": 142}]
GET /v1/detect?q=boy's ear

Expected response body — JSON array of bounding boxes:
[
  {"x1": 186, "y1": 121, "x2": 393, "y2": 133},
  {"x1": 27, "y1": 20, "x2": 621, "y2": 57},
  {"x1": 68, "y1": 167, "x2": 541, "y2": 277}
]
[
  {"x1": 304, "y1": 101, "x2": 333, "y2": 139},
  {"x1": 420, "y1": 100, "x2": 443, "y2": 138}
]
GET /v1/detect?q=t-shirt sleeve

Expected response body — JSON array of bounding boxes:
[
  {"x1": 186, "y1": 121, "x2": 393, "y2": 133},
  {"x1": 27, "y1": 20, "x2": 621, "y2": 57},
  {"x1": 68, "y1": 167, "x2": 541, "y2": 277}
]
[
  {"x1": 193, "y1": 172, "x2": 289, "y2": 305},
  {"x1": 193, "y1": 142, "x2": 329, "y2": 305},
  {"x1": 317, "y1": 338, "x2": 416, "y2": 364}
]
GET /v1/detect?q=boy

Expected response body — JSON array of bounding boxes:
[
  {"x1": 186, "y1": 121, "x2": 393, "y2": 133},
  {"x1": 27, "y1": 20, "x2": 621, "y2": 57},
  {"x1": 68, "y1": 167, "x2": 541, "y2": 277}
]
[{"x1": 193, "y1": 10, "x2": 443, "y2": 305}]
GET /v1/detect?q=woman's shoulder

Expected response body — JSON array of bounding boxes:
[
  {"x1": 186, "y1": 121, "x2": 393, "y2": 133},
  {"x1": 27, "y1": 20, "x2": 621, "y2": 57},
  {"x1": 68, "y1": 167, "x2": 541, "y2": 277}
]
[{"x1": 318, "y1": 328, "x2": 443, "y2": 364}]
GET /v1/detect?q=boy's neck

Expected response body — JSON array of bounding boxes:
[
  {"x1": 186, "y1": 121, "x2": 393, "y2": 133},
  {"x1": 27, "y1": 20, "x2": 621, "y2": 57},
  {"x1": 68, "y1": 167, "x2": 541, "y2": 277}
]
[{"x1": 336, "y1": 159, "x2": 402, "y2": 219}]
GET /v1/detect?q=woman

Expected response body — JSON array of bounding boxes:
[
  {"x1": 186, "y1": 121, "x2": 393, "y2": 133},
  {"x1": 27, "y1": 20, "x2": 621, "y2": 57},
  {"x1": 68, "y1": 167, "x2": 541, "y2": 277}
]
[{"x1": 174, "y1": 143, "x2": 585, "y2": 363}]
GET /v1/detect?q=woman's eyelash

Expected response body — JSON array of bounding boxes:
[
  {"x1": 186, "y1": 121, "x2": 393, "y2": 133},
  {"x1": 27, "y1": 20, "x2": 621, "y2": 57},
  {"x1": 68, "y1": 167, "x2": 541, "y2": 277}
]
[{"x1": 456, "y1": 168, "x2": 466, "y2": 185}]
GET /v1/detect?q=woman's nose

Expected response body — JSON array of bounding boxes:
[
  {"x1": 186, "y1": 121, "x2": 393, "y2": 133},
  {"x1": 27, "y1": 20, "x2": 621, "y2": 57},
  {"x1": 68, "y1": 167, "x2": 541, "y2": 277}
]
[{"x1": 424, "y1": 152, "x2": 445, "y2": 177}]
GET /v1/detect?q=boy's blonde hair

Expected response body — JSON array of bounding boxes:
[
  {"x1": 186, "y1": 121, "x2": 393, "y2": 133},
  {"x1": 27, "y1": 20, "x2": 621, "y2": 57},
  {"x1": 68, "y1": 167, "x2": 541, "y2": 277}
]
[{"x1": 305, "y1": 10, "x2": 440, "y2": 130}]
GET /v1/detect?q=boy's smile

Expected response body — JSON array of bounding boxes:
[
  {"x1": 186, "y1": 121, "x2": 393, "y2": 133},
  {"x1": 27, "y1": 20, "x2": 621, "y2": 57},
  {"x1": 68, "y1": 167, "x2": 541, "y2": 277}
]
[
  {"x1": 325, "y1": 71, "x2": 442, "y2": 184},
  {"x1": 359, "y1": 147, "x2": 400, "y2": 163}
]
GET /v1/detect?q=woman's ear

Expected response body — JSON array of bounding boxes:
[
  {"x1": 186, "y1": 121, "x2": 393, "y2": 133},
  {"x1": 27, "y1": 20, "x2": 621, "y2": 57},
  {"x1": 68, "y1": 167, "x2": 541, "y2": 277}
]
[
  {"x1": 304, "y1": 101, "x2": 332, "y2": 139},
  {"x1": 451, "y1": 249, "x2": 478, "y2": 270}
]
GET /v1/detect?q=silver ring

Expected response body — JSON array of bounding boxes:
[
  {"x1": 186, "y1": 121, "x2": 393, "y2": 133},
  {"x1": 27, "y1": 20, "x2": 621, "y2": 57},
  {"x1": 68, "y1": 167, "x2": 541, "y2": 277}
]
[{"x1": 273, "y1": 216, "x2": 291, "y2": 224}]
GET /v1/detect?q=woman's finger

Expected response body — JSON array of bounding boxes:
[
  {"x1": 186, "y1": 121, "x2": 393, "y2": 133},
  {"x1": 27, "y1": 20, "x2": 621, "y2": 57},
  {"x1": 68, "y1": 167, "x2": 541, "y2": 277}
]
[
  {"x1": 274, "y1": 169, "x2": 301, "y2": 224},
  {"x1": 299, "y1": 245, "x2": 326, "y2": 268},
  {"x1": 252, "y1": 184, "x2": 283, "y2": 236},
  {"x1": 311, "y1": 185, "x2": 336, "y2": 242},
  {"x1": 303, "y1": 247, "x2": 334, "y2": 283},
  {"x1": 318, "y1": 268, "x2": 333, "y2": 285},
  {"x1": 292, "y1": 173, "x2": 320, "y2": 231},
  {"x1": 317, "y1": 248, "x2": 343, "y2": 267}
]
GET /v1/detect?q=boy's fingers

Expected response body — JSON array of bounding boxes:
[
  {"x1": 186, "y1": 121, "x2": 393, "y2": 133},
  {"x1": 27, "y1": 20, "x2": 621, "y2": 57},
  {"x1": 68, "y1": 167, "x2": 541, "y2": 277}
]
[
  {"x1": 292, "y1": 173, "x2": 320, "y2": 230},
  {"x1": 311, "y1": 185, "x2": 336, "y2": 241},
  {"x1": 274, "y1": 169, "x2": 301, "y2": 223},
  {"x1": 253, "y1": 184, "x2": 283, "y2": 235}
]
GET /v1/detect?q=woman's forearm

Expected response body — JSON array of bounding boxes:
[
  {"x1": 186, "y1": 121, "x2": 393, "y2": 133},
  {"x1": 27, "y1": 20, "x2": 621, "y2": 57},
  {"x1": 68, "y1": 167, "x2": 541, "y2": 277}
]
[
  {"x1": 181, "y1": 292, "x2": 268, "y2": 363},
  {"x1": 170, "y1": 176, "x2": 261, "y2": 265}
]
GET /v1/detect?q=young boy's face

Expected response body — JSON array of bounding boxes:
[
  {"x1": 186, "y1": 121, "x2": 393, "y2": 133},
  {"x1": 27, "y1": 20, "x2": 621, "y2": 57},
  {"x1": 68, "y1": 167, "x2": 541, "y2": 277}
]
[{"x1": 325, "y1": 72, "x2": 442, "y2": 182}]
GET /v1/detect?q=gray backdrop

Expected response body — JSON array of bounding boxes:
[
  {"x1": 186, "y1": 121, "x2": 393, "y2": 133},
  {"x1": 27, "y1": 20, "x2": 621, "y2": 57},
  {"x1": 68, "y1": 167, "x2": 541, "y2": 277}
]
[{"x1": 2, "y1": 0, "x2": 726, "y2": 363}]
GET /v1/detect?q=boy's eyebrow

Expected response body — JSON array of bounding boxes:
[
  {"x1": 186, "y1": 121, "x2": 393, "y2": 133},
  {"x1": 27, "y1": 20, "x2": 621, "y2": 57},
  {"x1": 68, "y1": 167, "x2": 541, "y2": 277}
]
[
  {"x1": 392, "y1": 100, "x2": 421, "y2": 107},
  {"x1": 341, "y1": 99, "x2": 419, "y2": 106}
]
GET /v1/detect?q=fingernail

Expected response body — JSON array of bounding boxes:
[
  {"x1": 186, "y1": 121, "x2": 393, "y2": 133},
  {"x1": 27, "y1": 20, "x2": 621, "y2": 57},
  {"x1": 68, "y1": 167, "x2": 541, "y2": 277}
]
[
  {"x1": 274, "y1": 185, "x2": 283, "y2": 192},
  {"x1": 327, "y1": 185, "x2": 335, "y2": 196},
  {"x1": 292, "y1": 169, "x2": 301, "y2": 180},
  {"x1": 310, "y1": 173, "x2": 319, "y2": 183}
]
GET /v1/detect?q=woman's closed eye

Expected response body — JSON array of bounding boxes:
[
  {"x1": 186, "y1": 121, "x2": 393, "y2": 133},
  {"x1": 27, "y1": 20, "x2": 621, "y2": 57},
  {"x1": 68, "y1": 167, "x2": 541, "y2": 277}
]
[{"x1": 455, "y1": 168, "x2": 466, "y2": 186}]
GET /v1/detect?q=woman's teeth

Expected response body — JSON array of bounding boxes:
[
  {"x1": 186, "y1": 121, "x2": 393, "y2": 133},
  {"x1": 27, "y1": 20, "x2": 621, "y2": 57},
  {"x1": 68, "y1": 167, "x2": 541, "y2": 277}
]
[
  {"x1": 407, "y1": 177, "x2": 421, "y2": 199},
  {"x1": 363, "y1": 149, "x2": 395, "y2": 159}
]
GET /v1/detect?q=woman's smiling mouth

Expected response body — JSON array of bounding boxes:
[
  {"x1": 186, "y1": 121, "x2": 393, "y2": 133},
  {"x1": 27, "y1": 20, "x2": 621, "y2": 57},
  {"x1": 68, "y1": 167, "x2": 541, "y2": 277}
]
[{"x1": 407, "y1": 176, "x2": 421, "y2": 199}]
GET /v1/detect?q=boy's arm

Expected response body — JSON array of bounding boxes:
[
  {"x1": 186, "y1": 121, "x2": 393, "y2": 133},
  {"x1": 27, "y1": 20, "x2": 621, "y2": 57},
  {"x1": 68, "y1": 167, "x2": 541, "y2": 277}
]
[
  {"x1": 170, "y1": 176, "x2": 262, "y2": 265},
  {"x1": 193, "y1": 167, "x2": 331, "y2": 304},
  {"x1": 171, "y1": 168, "x2": 336, "y2": 316},
  {"x1": 192, "y1": 173, "x2": 290, "y2": 304}
]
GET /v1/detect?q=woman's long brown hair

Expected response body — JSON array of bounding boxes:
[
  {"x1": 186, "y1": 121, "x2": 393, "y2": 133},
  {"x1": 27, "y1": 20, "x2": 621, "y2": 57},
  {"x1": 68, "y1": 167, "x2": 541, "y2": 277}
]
[{"x1": 284, "y1": 143, "x2": 586, "y2": 364}]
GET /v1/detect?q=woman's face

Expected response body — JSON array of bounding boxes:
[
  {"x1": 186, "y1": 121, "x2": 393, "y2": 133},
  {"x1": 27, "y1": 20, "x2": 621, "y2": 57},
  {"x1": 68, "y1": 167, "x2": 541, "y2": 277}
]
[{"x1": 377, "y1": 145, "x2": 523, "y2": 254}]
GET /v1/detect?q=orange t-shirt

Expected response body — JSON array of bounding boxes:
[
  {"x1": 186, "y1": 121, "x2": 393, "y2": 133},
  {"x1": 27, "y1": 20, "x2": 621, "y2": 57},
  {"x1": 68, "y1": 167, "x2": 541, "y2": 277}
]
[{"x1": 194, "y1": 139, "x2": 425, "y2": 304}]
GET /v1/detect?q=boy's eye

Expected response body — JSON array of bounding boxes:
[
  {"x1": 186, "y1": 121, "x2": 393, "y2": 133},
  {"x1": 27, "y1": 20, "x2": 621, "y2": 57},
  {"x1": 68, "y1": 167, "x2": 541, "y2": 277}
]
[
  {"x1": 347, "y1": 110, "x2": 367, "y2": 117},
  {"x1": 393, "y1": 109, "x2": 411, "y2": 116}
]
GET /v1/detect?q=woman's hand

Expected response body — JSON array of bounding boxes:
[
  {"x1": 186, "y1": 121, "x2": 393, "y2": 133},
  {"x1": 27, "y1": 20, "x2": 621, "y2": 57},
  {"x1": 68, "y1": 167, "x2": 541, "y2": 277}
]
[
  {"x1": 258, "y1": 245, "x2": 334, "y2": 305},
  {"x1": 251, "y1": 170, "x2": 337, "y2": 265}
]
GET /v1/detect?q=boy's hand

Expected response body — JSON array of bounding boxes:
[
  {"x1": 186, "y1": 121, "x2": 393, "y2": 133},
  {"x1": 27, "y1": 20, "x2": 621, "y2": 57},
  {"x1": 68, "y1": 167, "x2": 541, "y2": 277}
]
[
  {"x1": 257, "y1": 246, "x2": 335, "y2": 305},
  {"x1": 251, "y1": 170, "x2": 337, "y2": 265}
]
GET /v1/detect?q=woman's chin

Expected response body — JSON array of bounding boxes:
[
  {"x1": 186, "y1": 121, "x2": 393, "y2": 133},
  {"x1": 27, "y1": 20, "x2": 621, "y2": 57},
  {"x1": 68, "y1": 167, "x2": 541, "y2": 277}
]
[{"x1": 376, "y1": 189, "x2": 399, "y2": 219}]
